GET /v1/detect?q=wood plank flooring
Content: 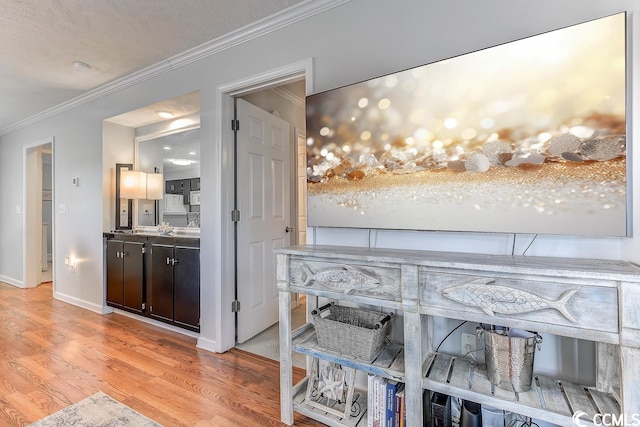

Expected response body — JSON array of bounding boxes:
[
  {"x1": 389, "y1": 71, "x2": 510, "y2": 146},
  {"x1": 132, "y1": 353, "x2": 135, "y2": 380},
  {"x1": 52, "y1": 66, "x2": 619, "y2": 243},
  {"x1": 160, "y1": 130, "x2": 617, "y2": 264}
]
[{"x1": 0, "y1": 282, "x2": 325, "y2": 426}]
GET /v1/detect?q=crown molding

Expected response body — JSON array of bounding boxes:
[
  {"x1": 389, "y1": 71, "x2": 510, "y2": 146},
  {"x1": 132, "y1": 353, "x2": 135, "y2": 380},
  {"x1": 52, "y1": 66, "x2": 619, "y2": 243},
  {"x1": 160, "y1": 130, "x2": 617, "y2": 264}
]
[
  {"x1": 0, "y1": 0, "x2": 350, "y2": 136},
  {"x1": 269, "y1": 85, "x2": 305, "y2": 108}
]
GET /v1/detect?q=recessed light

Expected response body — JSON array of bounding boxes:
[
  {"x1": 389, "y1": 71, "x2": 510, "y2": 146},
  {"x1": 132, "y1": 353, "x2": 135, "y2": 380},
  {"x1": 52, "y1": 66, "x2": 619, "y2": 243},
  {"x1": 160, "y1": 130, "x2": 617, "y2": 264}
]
[
  {"x1": 72, "y1": 61, "x2": 93, "y2": 71},
  {"x1": 171, "y1": 159, "x2": 192, "y2": 166},
  {"x1": 189, "y1": 151, "x2": 197, "y2": 155},
  {"x1": 163, "y1": 146, "x2": 171, "y2": 150},
  {"x1": 157, "y1": 111, "x2": 175, "y2": 119}
]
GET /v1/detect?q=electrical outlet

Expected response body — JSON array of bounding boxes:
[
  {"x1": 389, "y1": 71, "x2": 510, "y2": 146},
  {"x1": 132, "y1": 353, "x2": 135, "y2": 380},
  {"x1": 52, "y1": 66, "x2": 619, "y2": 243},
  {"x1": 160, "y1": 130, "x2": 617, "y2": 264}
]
[{"x1": 461, "y1": 332, "x2": 477, "y2": 355}]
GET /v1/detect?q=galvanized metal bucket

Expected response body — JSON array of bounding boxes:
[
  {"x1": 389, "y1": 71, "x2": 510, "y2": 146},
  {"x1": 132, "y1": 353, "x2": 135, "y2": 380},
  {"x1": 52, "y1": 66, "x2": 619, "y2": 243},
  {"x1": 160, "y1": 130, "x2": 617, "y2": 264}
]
[{"x1": 477, "y1": 325, "x2": 542, "y2": 393}]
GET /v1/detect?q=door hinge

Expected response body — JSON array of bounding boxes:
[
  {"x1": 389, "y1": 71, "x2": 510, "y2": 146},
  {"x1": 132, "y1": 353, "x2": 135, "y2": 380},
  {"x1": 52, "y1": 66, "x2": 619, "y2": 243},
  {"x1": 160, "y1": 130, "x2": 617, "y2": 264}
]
[
  {"x1": 231, "y1": 300, "x2": 241, "y2": 313},
  {"x1": 231, "y1": 209, "x2": 240, "y2": 222},
  {"x1": 141, "y1": 247, "x2": 146, "y2": 254},
  {"x1": 231, "y1": 119, "x2": 240, "y2": 131},
  {"x1": 142, "y1": 302, "x2": 146, "y2": 311}
]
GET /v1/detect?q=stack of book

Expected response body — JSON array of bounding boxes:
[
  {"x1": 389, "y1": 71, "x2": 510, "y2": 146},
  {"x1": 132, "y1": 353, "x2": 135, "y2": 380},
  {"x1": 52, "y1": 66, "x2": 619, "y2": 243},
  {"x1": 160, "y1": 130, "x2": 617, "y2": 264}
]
[{"x1": 367, "y1": 374, "x2": 405, "y2": 427}]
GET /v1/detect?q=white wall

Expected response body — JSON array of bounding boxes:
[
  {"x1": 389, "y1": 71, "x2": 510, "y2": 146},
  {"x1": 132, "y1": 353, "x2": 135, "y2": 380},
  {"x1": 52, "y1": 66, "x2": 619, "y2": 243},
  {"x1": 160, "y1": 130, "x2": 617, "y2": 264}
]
[{"x1": 0, "y1": 0, "x2": 638, "y2": 380}]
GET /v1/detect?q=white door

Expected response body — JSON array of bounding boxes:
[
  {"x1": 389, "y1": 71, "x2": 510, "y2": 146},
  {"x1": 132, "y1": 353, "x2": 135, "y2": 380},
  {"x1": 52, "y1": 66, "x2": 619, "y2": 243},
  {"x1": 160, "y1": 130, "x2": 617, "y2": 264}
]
[{"x1": 236, "y1": 98, "x2": 291, "y2": 343}]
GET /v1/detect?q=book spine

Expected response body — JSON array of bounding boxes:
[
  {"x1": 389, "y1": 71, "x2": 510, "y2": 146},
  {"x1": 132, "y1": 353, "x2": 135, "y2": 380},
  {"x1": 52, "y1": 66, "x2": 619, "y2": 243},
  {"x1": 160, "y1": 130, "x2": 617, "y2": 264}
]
[
  {"x1": 367, "y1": 374, "x2": 375, "y2": 427},
  {"x1": 386, "y1": 381, "x2": 397, "y2": 427}
]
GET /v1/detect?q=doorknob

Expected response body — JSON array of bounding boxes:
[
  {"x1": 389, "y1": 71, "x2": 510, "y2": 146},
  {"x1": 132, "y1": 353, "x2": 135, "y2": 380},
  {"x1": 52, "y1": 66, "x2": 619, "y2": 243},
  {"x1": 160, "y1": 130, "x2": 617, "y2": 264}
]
[{"x1": 285, "y1": 226, "x2": 294, "y2": 233}]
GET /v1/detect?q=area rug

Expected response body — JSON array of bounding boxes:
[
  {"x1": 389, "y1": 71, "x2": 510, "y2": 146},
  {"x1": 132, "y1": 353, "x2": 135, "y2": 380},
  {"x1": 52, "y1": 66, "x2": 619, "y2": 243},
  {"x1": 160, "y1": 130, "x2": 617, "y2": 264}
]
[{"x1": 28, "y1": 391, "x2": 162, "y2": 427}]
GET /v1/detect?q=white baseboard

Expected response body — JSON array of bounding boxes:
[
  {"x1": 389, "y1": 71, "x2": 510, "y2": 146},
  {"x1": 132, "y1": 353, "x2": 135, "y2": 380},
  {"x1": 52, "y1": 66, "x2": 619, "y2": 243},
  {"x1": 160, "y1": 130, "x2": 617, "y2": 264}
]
[
  {"x1": 197, "y1": 336, "x2": 224, "y2": 353},
  {"x1": 0, "y1": 275, "x2": 24, "y2": 288},
  {"x1": 53, "y1": 291, "x2": 110, "y2": 314},
  {"x1": 111, "y1": 308, "x2": 200, "y2": 339}
]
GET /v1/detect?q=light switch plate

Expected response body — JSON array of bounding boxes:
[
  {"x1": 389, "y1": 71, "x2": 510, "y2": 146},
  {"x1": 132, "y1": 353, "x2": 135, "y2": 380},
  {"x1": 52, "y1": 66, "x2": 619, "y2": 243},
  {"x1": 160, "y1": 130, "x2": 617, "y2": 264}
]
[{"x1": 58, "y1": 203, "x2": 66, "y2": 215}]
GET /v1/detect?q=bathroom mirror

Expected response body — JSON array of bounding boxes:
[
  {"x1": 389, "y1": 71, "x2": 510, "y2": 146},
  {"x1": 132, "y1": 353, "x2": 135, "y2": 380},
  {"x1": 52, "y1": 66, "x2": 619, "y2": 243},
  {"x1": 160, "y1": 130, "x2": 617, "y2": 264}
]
[{"x1": 136, "y1": 126, "x2": 201, "y2": 229}]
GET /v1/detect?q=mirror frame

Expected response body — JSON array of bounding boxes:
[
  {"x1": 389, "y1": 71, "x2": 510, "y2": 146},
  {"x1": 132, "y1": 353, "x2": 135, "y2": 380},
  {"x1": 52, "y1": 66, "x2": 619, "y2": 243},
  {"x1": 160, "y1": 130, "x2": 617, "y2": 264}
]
[
  {"x1": 115, "y1": 163, "x2": 133, "y2": 230},
  {"x1": 134, "y1": 123, "x2": 201, "y2": 233}
]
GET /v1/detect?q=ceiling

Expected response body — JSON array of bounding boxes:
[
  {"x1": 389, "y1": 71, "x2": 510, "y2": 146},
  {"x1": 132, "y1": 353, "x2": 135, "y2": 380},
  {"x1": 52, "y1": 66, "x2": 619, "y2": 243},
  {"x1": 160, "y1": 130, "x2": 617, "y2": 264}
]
[{"x1": 0, "y1": 0, "x2": 311, "y2": 134}]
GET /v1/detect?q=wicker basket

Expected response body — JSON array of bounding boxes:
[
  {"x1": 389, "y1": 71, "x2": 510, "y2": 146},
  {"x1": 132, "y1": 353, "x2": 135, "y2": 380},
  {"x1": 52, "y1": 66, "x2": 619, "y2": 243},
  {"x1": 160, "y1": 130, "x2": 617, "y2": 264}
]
[{"x1": 311, "y1": 302, "x2": 393, "y2": 360}]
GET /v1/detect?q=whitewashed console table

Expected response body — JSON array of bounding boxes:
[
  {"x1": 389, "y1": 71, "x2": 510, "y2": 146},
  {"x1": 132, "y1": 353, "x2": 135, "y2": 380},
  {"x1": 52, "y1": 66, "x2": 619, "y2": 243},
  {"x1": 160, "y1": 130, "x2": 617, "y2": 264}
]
[{"x1": 276, "y1": 245, "x2": 640, "y2": 427}]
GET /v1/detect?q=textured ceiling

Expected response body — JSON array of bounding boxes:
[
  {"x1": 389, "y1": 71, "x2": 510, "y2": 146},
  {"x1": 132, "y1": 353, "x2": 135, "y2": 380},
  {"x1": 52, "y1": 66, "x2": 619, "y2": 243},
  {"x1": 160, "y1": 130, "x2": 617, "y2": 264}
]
[{"x1": 0, "y1": 0, "x2": 307, "y2": 133}]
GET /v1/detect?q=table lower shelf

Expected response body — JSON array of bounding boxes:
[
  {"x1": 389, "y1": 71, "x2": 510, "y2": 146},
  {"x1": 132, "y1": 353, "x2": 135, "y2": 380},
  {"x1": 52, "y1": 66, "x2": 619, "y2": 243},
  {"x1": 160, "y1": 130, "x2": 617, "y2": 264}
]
[
  {"x1": 293, "y1": 380, "x2": 368, "y2": 427},
  {"x1": 424, "y1": 352, "x2": 620, "y2": 427},
  {"x1": 292, "y1": 322, "x2": 405, "y2": 382}
]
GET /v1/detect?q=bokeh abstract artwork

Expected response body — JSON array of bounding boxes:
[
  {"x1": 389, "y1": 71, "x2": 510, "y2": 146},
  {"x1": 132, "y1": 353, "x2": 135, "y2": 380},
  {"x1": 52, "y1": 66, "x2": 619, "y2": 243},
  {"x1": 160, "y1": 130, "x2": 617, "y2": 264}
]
[{"x1": 306, "y1": 13, "x2": 627, "y2": 236}]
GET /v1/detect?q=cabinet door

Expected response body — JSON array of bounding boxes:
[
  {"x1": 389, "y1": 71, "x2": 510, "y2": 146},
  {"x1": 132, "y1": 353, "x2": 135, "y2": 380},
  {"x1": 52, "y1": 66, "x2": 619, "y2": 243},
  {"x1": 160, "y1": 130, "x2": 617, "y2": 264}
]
[
  {"x1": 106, "y1": 240, "x2": 124, "y2": 306},
  {"x1": 182, "y1": 179, "x2": 191, "y2": 204},
  {"x1": 165, "y1": 180, "x2": 182, "y2": 194},
  {"x1": 122, "y1": 241, "x2": 145, "y2": 313},
  {"x1": 150, "y1": 244, "x2": 175, "y2": 321},
  {"x1": 174, "y1": 246, "x2": 200, "y2": 329},
  {"x1": 190, "y1": 178, "x2": 200, "y2": 191}
]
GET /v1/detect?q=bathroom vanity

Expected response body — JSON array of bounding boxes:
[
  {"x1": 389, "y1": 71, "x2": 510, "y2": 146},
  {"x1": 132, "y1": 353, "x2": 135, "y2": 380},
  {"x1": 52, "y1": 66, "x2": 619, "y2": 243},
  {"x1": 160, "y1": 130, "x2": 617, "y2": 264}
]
[{"x1": 104, "y1": 231, "x2": 200, "y2": 332}]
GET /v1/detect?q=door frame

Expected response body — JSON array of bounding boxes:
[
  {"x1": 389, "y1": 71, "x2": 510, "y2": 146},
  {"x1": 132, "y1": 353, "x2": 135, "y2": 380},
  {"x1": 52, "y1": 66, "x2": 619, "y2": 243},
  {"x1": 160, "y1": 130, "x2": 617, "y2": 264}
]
[
  {"x1": 23, "y1": 136, "x2": 55, "y2": 289},
  {"x1": 209, "y1": 59, "x2": 312, "y2": 352}
]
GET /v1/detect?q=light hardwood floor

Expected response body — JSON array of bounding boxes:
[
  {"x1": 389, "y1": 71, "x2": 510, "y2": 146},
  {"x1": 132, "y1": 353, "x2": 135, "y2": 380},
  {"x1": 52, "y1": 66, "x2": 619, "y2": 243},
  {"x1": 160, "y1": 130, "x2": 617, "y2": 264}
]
[{"x1": 0, "y1": 281, "x2": 324, "y2": 426}]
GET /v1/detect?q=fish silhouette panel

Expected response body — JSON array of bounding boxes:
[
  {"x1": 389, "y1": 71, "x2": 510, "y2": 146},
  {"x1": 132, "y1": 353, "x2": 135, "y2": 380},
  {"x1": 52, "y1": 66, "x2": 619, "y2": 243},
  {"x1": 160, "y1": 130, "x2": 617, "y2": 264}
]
[
  {"x1": 441, "y1": 278, "x2": 578, "y2": 322},
  {"x1": 300, "y1": 264, "x2": 382, "y2": 294}
]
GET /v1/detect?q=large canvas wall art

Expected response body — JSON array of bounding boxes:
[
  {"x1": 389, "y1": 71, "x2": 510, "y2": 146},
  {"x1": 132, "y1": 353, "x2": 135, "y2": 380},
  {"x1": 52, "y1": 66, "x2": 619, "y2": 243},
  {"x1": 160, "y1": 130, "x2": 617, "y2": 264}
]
[{"x1": 305, "y1": 13, "x2": 627, "y2": 236}]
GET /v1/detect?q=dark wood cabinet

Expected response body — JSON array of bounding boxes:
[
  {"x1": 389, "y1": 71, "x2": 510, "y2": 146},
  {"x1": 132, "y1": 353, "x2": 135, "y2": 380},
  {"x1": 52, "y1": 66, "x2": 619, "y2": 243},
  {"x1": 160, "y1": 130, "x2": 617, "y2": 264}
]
[
  {"x1": 149, "y1": 242, "x2": 200, "y2": 331},
  {"x1": 190, "y1": 178, "x2": 200, "y2": 191},
  {"x1": 166, "y1": 179, "x2": 192, "y2": 204},
  {"x1": 106, "y1": 239, "x2": 145, "y2": 313},
  {"x1": 149, "y1": 244, "x2": 175, "y2": 321},
  {"x1": 104, "y1": 233, "x2": 200, "y2": 333},
  {"x1": 165, "y1": 179, "x2": 183, "y2": 194},
  {"x1": 174, "y1": 246, "x2": 200, "y2": 329}
]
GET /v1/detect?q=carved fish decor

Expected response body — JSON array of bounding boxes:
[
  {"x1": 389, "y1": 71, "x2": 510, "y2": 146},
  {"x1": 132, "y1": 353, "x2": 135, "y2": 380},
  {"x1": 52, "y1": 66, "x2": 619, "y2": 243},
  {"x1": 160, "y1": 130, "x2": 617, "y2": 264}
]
[
  {"x1": 301, "y1": 264, "x2": 381, "y2": 294},
  {"x1": 441, "y1": 278, "x2": 578, "y2": 322}
]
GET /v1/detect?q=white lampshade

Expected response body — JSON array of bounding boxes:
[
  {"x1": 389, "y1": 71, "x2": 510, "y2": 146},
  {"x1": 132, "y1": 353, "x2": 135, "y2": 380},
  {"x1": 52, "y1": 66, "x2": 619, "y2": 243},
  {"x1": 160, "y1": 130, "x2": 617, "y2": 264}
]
[
  {"x1": 120, "y1": 170, "x2": 147, "y2": 199},
  {"x1": 146, "y1": 173, "x2": 164, "y2": 200}
]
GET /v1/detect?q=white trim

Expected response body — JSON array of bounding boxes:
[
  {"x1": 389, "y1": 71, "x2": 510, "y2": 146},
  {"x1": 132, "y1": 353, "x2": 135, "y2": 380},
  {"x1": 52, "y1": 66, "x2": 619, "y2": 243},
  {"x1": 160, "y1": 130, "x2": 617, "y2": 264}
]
[
  {"x1": 0, "y1": 0, "x2": 346, "y2": 136},
  {"x1": 216, "y1": 59, "x2": 313, "y2": 352},
  {"x1": 196, "y1": 336, "x2": 221, "y2": 353},
  {"x1": 270, "y1": 86, "x2": 305, "y2": 108},
  {"x1": 54, "y1": 291, "x2": 110, "y2": 314},
  {"x1": 23, "y1": 136, "x2": 54, "y2": 289},
  {"x1": 112, "y1": 308, "x2": 200, "y2": 339},
  {"x1": 0, "y1": 275, "x2": 24, "y2": 288},
  {"x1": 219, "y1": 58, "x2": 314, "y2": 96}
]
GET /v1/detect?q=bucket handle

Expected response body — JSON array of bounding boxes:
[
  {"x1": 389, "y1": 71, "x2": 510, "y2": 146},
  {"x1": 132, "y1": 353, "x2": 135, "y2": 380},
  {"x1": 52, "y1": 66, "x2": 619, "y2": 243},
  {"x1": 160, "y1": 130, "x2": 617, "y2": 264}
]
[{"x1": 476, "y1": 325, "x2": 543, "y2": 351}]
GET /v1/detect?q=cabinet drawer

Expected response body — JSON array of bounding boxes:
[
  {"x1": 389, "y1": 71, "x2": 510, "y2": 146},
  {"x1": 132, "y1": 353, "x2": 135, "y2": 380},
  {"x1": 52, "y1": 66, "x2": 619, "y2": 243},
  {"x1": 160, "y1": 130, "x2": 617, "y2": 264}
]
[
  {"x1": 420, "y1": 270, "x2": 618, "y2": 335},
  {"x1": 288, "y1": 258, "x2": 401, "y2": 302}
]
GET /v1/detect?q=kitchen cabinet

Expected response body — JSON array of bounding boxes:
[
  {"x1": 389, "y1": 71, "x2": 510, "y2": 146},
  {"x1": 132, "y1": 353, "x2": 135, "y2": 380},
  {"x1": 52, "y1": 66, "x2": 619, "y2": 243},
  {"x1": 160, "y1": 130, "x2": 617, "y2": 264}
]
[
  {"x1": 165, "y1": 179, "x2": 184, "y2": 194},
  {"x1": 106, "y1": 239, "x2": 145, "y2": 313},
  {"x1": 276, "y1": 245, "x2": 640, "y2": 427},
  {"x1": 190, "y1": 177, "x2": 200, "y2": 191},
  {"x1": 165, "y1": 179, "x2": 191, "y2": 204},
  {"x1": 149, "y1": 243, "x2": 200, "y2": 331}
]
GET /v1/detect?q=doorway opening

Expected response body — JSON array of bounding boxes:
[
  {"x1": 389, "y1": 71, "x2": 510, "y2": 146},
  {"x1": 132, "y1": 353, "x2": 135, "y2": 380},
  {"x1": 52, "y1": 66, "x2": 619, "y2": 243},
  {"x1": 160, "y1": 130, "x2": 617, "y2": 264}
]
[
  {"x1": 24, "y1": 138, "x2": 54, "y2": 290},
  {"x1": 217, "y1": 59, "x2": 311, "y2": 361}
]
